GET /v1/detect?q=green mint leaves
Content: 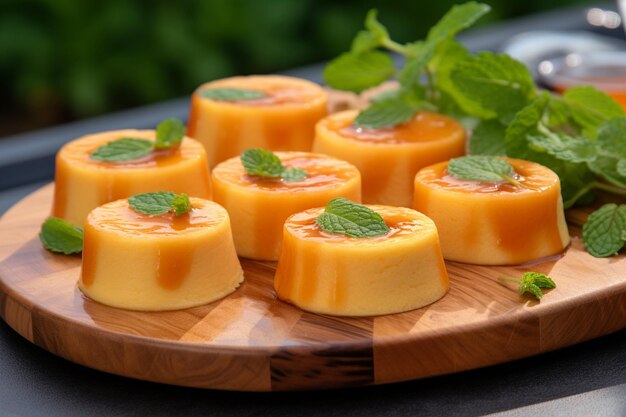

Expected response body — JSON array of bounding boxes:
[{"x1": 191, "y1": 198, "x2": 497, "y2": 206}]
[
  {"x1": 240, "y1": 148, "x2": 307, "y2": 182},
  {"x1": 155, "y1": 118, "x2": 185, "y2": 149},
  {"x1": 582, "y1": 204, "x2": 626, "y2": 257},
  {"x1": 39, "y1": 217, "x2": 84, "y2": 255},
  {"x1": 91, "y1": 138, "x2": 153, "y2": 162},
  {"x1": 316, "y1": 198, "x2": 389, "y2": 238},
  {"x1": 200, "y1": 88, "x2": 266, "y2": 101},
  {"x1": 129, "y1": 191, "x2": 191, "y2": 216},
  {"x1": 324, "y1": 3, "x2": 489, "y2": 128},
  {"x1": 90, "y1": 118, "x2": 186, "y2": 162},
  {"x1": 499, "y1": 272, "x2": 556, "y2": 300},
  {"x1": 448, "y1": 155, "x2": 520, "y2": 186}
]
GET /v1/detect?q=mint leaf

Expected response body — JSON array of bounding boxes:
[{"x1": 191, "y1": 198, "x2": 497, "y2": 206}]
[
  {"x1": 588, "y1": 118, "x2": 626, "y2": 187},
  {"x1": 282, "y1": 167, "x2": 307, "y2": 182},
  {"x1": 201, "y1": 88, "x2": 266, "y2": 101},
  {"x1": 469, "y1": 120, "x2": 506, "y2": 156},
  {"x1": 448, "y1": 155, "x2": 518, "y2": 185},
  {"x1": 427, "y1": 2, "x2": 491, "y2": 44},
  {"x1": 323, "y1": 51, "x2": 395, "y2": 93},
  {"x1": 240, "y1": 148, "x2": 286, "y2": 178},
  {"x1": 316, "y1": 198, "x2": 389, "y2": 238},
  {"x1": 90, "y1": 138, "x2": 153, "y2": 162},
  {"x1": 351, "y1": 9, "x2": 389, "y2": 54},
  {"x1": 39, "y1": 217, "x2": 83, "y2": 255},
  {"x1": 171, "y1": 193, "x2": 191, "y2": 216},
  {"x1": 354, "y1": 96, "x2": 418, "y2": 128},
  {"x1": 527, "y1": 133, "x2": 596, "y2": 163},
  {"x1": 449, "y1": 52, "x2": 536, "y2": 123},
  {"x1": 240, "y1": 148, "x2": 308, "y2": 182},
  {"x1": 582, "y1": 203, "x2": 626, "y2": 257},
  {"x1": 563, "y1": 86, "x2": 624, "y2": 134},
  {"x1": 155, "y1": 118, "x2": 185, "y2": 149},
  {"x1": 129, "y1": 191, "x2": 176, "y2": 216},
  {"x1": 504, "y1": 97, "x2": 547, "y2": 159}
]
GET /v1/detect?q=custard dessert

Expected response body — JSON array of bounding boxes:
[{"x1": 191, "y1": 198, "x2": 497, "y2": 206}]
[
  {"x1": 313, "y1": 109, "x2": 465, "y2": 207},
  {"x1": 413, "y1": 157, "x2": 570, "y2": 265},
  {"x1": 187, "y1": 75, "x2": 328, "y2": 166},
  {"x1": 79, "y1": 195, "x2": 242, "y2": 310},
  {"x1": 274, "y1": 202, "x2": 449, "y2": 316},
  {"x1": 211, "y1": 150, "x2": 361, "y2": 260},
  {"x1": 52, "y1": 129, "x2": 211, "y2": 227}
]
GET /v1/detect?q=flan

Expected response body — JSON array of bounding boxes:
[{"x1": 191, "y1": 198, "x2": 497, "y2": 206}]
[
  {"x1": 187, "y1": 75, "x2": 328, "y2": 166},
  {"x1": 413, "y1": 158, "x2": 570, "y2": 265},
  {"x1": 211, "y1": 151, "x2": 361, "y2": 260},
  {"x1": 79, "y1": 197, "x2": 242, "y2": 310},
  {"x1": 52, "y1": 129, "x2": 211, "y2": 227},
  {"x1": 274, "y1": 205, "x2": 449, "y2": 316},
  {"x1": 313, "y1": 109, "x2": 466, "y2": 207}
]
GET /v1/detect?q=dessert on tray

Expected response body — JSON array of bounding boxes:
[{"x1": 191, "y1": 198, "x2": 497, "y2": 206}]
[
  {"x1": 313, "y1": 110, "x2": 465, "y2": 207},
  {"x1": 79, "y1": 192, "x2": 242, "y2": 311},
  {"x1": 413, "y1": 156, "x2": 570, "y2": 265},
  {"x1": 52, "y1": 120, "x2": 211, "y2": 227},
  {"x1": 187, "y1": 75, "x2": 328, "y2": 167},
  {"x1": 211, "y1": 149, "x2": 361, "y2": 260},
  {"x1": 274, "y1": 198, "x2": 449, "y2": 316}
]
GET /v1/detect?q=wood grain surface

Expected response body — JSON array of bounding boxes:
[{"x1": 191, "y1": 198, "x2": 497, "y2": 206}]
[{"x1": 0, "y1": 184, "x2": 625, "y2": 391}]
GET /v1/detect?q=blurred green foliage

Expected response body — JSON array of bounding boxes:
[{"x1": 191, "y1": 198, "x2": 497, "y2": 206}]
[{"x1": 0, "y1": 0, "x2": 588, "y2": 134}]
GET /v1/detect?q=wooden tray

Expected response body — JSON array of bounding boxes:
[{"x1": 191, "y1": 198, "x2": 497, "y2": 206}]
[{"x1": 0, "y1": 184, "x2": 625, "y2": 391}]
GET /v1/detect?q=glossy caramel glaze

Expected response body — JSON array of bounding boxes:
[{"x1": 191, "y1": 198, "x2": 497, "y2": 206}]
[
  {"x1": 327, "y1": 111, "x2": 466, "y2": 145},
  {"x1": 212, "y1": 152, "x2": 358, "y2": 193}
]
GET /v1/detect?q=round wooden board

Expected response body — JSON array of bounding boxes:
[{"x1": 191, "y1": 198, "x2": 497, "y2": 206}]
[{"x1": 0, "y1": 184, "x2": 625, "y2": 391}]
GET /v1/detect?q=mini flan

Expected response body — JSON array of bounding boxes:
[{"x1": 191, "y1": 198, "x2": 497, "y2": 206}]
[
  {"x1": 79, "y1": 197, "x2": 242, "y2": 310},
  {"x1": 413, "y1": 158, "x2": 570, "y2": 265},
  {"x1": 274, "y1": 205, "x2": 449, "y2": 316},
  {"x1": 211, "y1": 152, "x2": 361, "y2": 260},
  {"x1": 187, "y1": 75, "x2": 328, "y2": 166},
  {"x1": 52, "y1": 130, "x2": 211, "y2": 227},
  {"x1": 313, "y1": 109, "x2": 466, "y2": 207}
]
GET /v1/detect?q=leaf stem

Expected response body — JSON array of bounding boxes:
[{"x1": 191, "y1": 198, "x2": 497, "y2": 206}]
[
  {"x1": 498, "y1": 276, "x2": 520, "y2": 284},
  {"x1": 593, "y1": 181, "x2": 626, "y2": 196},
  {"x1": 502, "y1": 175, "x2": 521, "y2": 187},
  {"x1": 381, "y1": 38, "x2": 411, "y2": 56},
  {"x1": 424, "y1": 67, "x2": 436, "y2": 102}
]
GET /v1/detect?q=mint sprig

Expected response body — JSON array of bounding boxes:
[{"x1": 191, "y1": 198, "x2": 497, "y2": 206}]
[
  {"x1": 316, "y1": 198, "x2": 389, "y2": 238},
  {"x1": 90, "y1": 118, "x2": 187, "y2": 162},
  {"x1": 129, "y1": 191, "x2": 191, "y2": 216},
  {"x1": 448, "y1": 155, "x2": 519, "y2": 186},
  {"x1": 200, "y1": 88, "x2": 266, "y2": 101},
  {"x1": 39, "y1": 217, "x2": 83, "y2": 255},
  {"x1": 323, "y1": 3, "x2": 490, "y2": 128},
  {"x1": 240, "y1": 148, "x2": 307, "y2": 182},
  {"x1": 499, "y1": 272, "x2": 556, "y2": 300}
]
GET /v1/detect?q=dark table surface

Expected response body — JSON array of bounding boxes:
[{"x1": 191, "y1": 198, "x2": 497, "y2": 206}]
[{"x1": 2, "y1": 3, "x2": 626, "y2": 416}]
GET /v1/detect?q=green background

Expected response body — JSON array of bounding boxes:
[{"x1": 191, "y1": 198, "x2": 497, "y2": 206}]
[{"x1": 0, "y1": 0, "x2": 589, "y2": 135}]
